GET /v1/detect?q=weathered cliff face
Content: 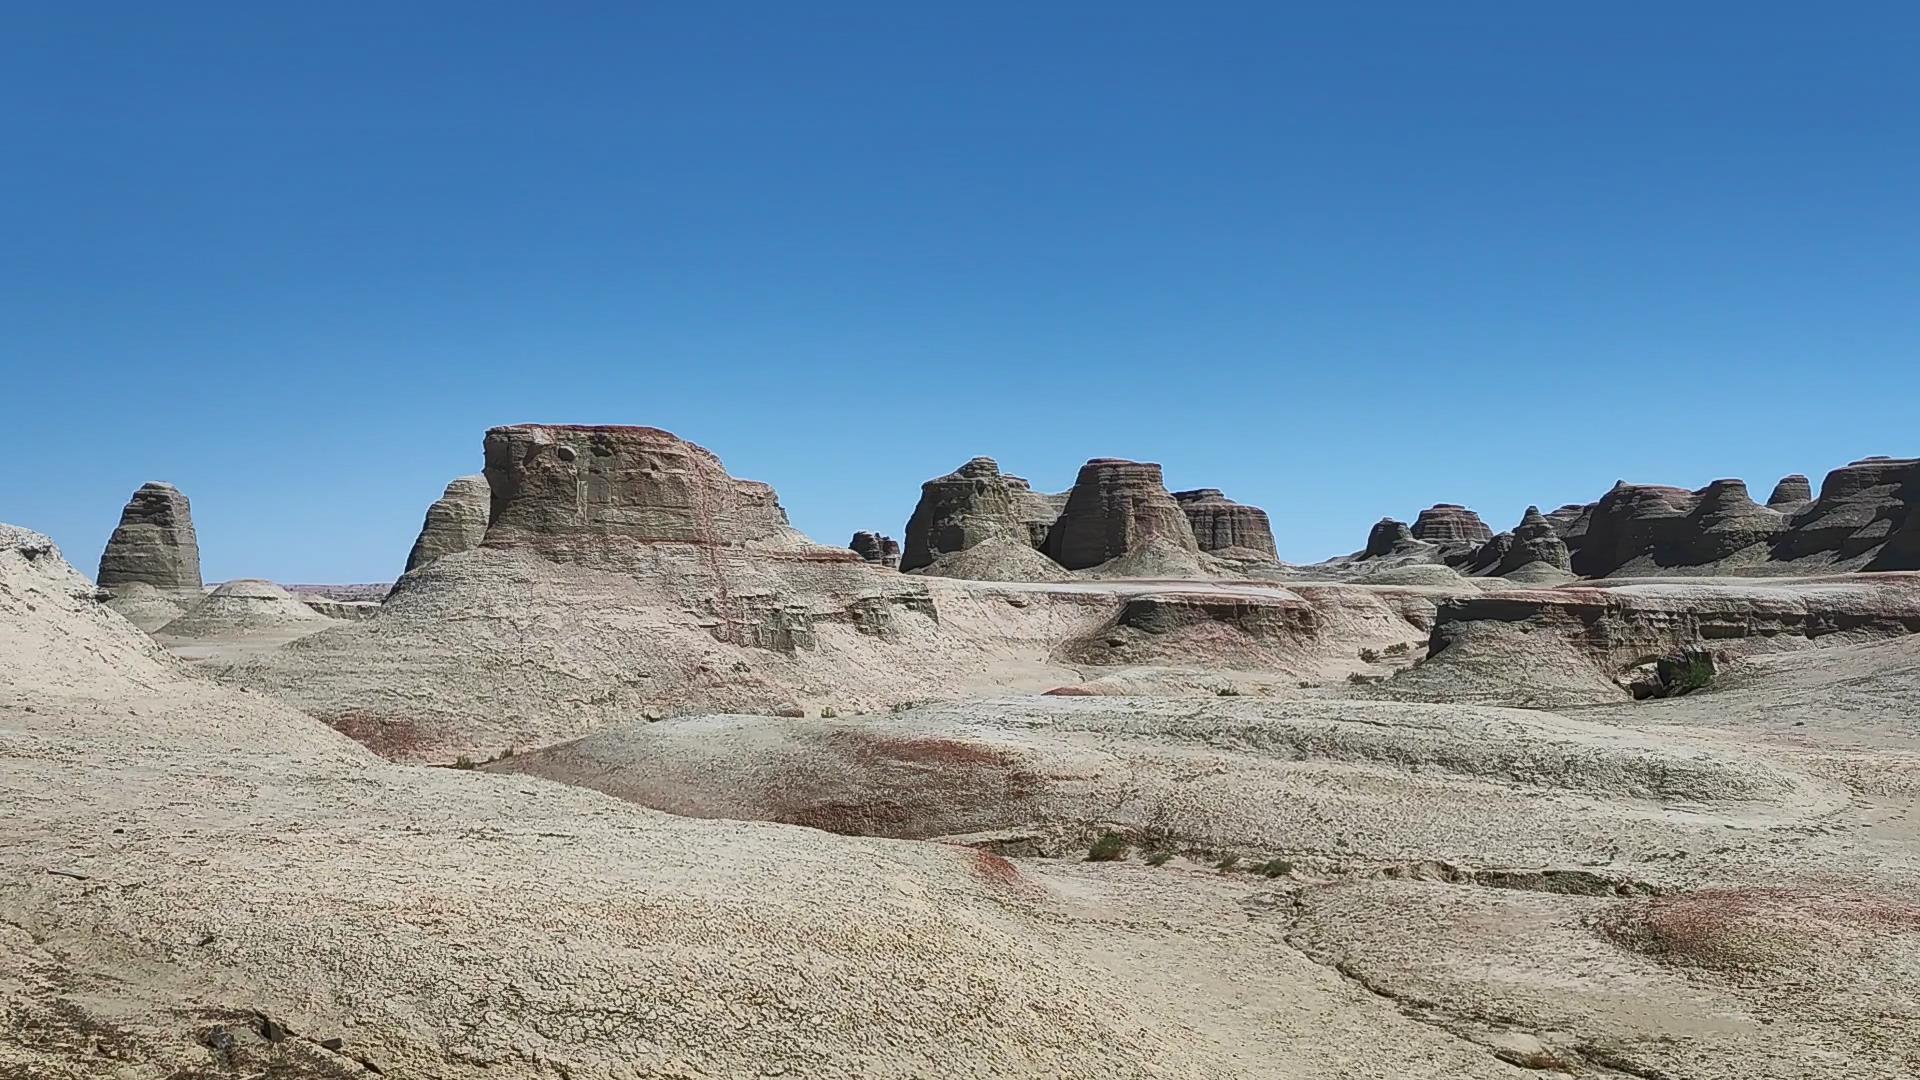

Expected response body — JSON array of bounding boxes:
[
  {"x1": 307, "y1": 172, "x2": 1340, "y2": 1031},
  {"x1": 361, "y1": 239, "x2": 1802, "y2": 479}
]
[
  {"x1": 403, "y1": 475, "x2": 491, "y2": 574},
  {"x1": 1689, "y1": 479, "x2": 1786, "y2": 563},
  {"x1": 1172, "y1": 489, "x2": 1278, "y2": 562},
  {"x1": 1005, "y1": 476, "x2": 1068, "y2": 549},
  {"x1": 1574, "y1": 483, "x2": 1695, "y2": 576},
  {"x1": 1767, "y1": 474, "x2": 1813, "y2": 509},
  {"x1": 1429, "y1": 577, "x2": 1920, "y2": 674},
  {"x1": 480, "y1": 424, "x2": 841, "y2": 562},
  {"x1": 1364, "y1": 518, "x2": 1415, "y2": 558},
  {"x1": 849, "y1": 531, "x2": 902, "y2": 568},
  {"x1": 900, "y1": 457, "x2": 1046, "y2": 571},
  {"x1": 1496, "y1": 506, "x2": 1572, "y2": 574},
  {"x1": 1774, "y1": 457, "x2": 1920, "y2": 564},
  {"x1": 1043, "y1": 459, "x2": 1199, "y2": 571},
  {"x1": 1410, "y1": 505, "x2": 1493, "y2": 545},
  {"x1": 98, "y1": 482, "x2": 203, "y2": 598}
]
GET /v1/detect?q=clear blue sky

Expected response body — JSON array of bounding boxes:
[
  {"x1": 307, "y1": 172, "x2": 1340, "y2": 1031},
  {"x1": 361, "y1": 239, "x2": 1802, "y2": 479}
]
[{"x1": 5, "y1": 4, "x2": 1916, "y2": 583}]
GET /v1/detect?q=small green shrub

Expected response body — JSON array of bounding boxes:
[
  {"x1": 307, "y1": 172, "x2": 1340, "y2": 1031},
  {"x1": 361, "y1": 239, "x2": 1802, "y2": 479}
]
[
  {"x1": 1347, "y1": 672, "x2": 1371, "y2": 685},
  {"x1": 1359, "y1": 647, "x2": 1380, "y2": 663},
  {"x1": 1145, "y1": 851, "x2": 1173, "y2": 867},
  {"x1": 1086, "y1": 832, "x2": 1130, "y2": 862},
  {"x1": 1216, "y1": 686, "x2": 1242, "y2": 697},
  {"x1": 820, "y1": 706, "x2": 838, "y2": 718},
  {"x1": 1257, "y1": 858, "x2": 1294, "y2": 878},
  {"x1": 1384, "y1": 642, "x2": 1410, "y2": 656},
  {"x1": 451, "y1": 755, "x2": 476, "y2": 770},
  {"x1": 1647, "y1": 652, "x2": 1717, "y2": 697},
  {"x1": 1214, "y1": 854, "x2": 1241, "y2": 872}
]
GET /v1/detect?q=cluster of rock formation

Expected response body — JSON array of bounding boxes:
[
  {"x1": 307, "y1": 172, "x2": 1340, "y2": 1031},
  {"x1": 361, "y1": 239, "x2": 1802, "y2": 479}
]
[
  {"x1": 899, "y1": 455, "x2": 1278, "y2": 580},
  {"x1": 848, "y1": 531, "x2": 901, "y2": 567},
  {"x1": 1351, "y1": 457, "x2": 1920, "y2": 579}
]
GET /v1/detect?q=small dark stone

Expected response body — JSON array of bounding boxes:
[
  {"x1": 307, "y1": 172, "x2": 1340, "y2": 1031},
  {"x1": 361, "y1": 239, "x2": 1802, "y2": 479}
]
[{"x1": 320, "y1": 1037, "x2": 345, "y2": 1051}]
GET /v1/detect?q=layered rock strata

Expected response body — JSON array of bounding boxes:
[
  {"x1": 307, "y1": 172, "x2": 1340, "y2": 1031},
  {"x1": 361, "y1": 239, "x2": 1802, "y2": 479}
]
[
  {"x1": 1172, "y1": 488, "x2": 1278, "y2": 562},
  {"x1": 480, "y1": 424, "x2": 844, "y2": 562},
  {"x1": 900, "y1": 457, "x2": 1045, "y2": 571},
  {"x1": 1774, "y1": 457, "x2": 1919, "y2": 563},
  {"x1": 1410, "y1": 505, "x2": 1493, "y2": 545},
  {"x1": 1767, "y1": 474, "x2": 1813, "y2": 508},
  {"x1": 1496, "y1": 506, "x2": 1572, "y2": 574},
  {"x1": 403, "y1": 474, "x2": 491, "y2": 574},
  {"x1": 1044, "y1": 459, "x2": 1199, "y2": 571},
  {"x1": 98, "y1": 482, "x2": 202, "y2": 599}
]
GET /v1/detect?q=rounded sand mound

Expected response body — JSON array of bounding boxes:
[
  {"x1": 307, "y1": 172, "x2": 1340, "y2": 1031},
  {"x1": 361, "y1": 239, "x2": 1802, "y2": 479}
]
[
  {"x1": 100, "y1": 580, "x2": 197, "y2": 632},
  {"x1": 908, "y1": 536, "x2": 1071, "y2": 582},
  {"x1": 1079, "y1": 536, "x2": 1213, "y2": 579},
  {"x1": 157, "y1": 578, "x2": 331, "y2": 639}
]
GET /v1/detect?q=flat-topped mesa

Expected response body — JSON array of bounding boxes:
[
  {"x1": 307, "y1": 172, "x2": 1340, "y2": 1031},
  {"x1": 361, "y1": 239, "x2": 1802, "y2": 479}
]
[
  {"x1": 1172, "y1": 488, "x2": 1278, "y2": 562},
  {"x1": 900, "y1": 456, "x2": 1050, "y2": 571},
  {"x1": 98, "y1": 482, "x2": 203, "y2": 598},
  {"x1": 1363, "y1": 518, "x2": 1415, "y2": 558},
  {"x1": 403, "y1": 475, "x2": 491, "y2": 574},
  {"x1": 1496, "y1": 505, "x2": 1573, "y2": 574},
  {"x1": 1043, "y1": 458, "x2": 1200, "y2": 571},
  {"x1": 848, "y1": 531, "x2": 901, "y2": 568},
  {"x1": 481, "y1": 424, "x2": 847, "y2": 561},
  {"x1": 1767, "y1": 474, "x2": 1813, "y2": 508},
  {"x1": 1409, "y1": 504, "x2": 1493, "y2": 545},
  {"x1": 1775, "y1": 457, "x2": 1920, "y2": 563}
]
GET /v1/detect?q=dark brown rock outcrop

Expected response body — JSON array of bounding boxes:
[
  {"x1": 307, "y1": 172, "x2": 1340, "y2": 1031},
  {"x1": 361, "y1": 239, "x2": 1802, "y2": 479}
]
[
  {"x1": 1774, "y1": 457, "x2": 1920, "y2": 563},
  {"x1": 1172, "y1": 489, "x2": 1277, "y2": 562},
  {"x1": 1689, "y1": 479, "x2": 1786, "y2": 562},
  {"x1": 1043, "y1": 459, "x2": 1199, "y2": 571},
  {"x1": 1363, "y1": 519, "x2": 1415, "y2": 558},
  {"x1": 1496, "y1": 506, "x2": 1572, "y2": 574},
  {"x1": 1767, "y1": 474, "x2": 1813, "y2": 508},
  {"x1": 849, "y1": 531, "x2": 901, "y2": 568},
  {"x1": 900, "y1": 457, "x2": 1048, "y2": 572},
  {"x1": 98, "y1": 482, "x2": 202, "y2": 598},
  {"x1": 1570, "y1": 483, "x2": 1700, "y2": 577},
  {"x1": 481, "y1": 424, "x2": 845, "y2": 561},
  {"x1": 403, "y1": 475, "x2": 491, "y2": 574},
  {"x1": 1410, "y1": 505, "x2": 1492, "y2": 545}
]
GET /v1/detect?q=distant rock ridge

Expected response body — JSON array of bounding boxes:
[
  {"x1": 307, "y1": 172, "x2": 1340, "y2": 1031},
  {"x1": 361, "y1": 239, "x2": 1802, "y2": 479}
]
[
  {"x1": 849, "y1": 531, "x2": 902, "y2": 568},
  {"x1": 404, "y1": 475, "x2": 491, "y2": 574},
  {"x1": 1044, "y1": 459, "x2": 1199, "y2": 571},
  {"x1": 1774, "y1": 457, "x2": 1919, "y2": 564},
  {"x1": 98, "y1": 482, "x2": 202, "y2": 598},
  {"x1": 1172, "y1": 488, "x2": 1278, "y2": 563}
]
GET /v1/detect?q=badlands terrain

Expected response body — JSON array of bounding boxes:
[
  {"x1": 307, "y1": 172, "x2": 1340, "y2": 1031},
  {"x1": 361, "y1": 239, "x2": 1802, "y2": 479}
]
[{"x1": 6, "y1": 423, "x2": 1920, "y2": 1079}]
